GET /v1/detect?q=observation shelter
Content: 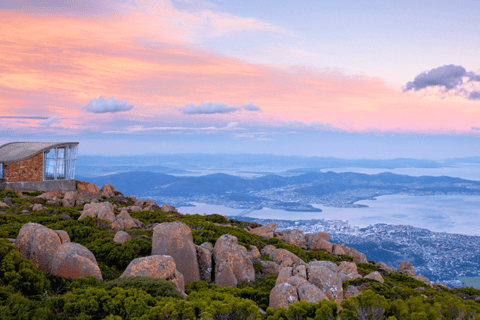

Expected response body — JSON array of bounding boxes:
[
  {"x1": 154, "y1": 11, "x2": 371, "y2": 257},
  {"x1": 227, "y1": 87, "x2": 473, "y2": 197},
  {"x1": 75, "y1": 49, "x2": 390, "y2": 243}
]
[{"x1": 0, "y1": 142, "x2": 79, "y2": 192}]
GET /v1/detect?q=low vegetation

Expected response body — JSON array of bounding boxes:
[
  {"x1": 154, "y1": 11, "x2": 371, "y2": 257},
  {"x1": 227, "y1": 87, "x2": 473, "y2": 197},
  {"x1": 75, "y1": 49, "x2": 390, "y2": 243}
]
[{"x1": 1, "y1": 188, "x2": 479, "y2": 319}]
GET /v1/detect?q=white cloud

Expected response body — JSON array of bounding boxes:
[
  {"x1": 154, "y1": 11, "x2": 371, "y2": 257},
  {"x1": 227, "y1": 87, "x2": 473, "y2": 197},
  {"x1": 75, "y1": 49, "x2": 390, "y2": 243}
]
[
  {"x1": 279, "y1": 120, "x2": 334, "y2": 130},
  {"x1": 183, "y1": 102, "x2": 239, "y2": 114},
  {"x1": 103, "y1": 122, "x2": 243, "y2": 134},
  {"x1": 39, "y1": 117, "x2": 62, "y2": 126},
  {"x1": 85, "y1": 96, "x2": 134, "y2": 113}
]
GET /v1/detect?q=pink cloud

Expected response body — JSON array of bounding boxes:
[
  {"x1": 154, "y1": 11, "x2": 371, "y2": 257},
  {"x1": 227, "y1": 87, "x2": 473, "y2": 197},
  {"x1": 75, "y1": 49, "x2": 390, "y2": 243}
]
[{"x1": 1, "y1": 10, "x2": 479, "y2": 136}]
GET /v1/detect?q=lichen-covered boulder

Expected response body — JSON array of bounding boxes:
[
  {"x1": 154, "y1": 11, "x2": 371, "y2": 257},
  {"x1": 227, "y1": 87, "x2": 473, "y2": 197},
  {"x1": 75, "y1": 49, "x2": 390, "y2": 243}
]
[
  {"x1": 152, "y1": 221, "x2": 200, "y2": 283},
  {"x1": 79, "y1": 202, "x2": 115, "y2": 223},
  {"x1": 293, "y1": 265, "x2": 307, "y2": 278},
  {"x1": 269, "y1": 249, "x2": 306, "y2": 269},
  {"x1": 247, "y1": 246, "x2": 261, "y2": 260},
  {"x1": 332, "y1": 244, "x2": 346, "y2": 255},
  {"x1": 215, "y1": 261, "x2": 237, "y2": 287},
  {"x1": 54, "y1": 230, "x2": 71, "y2": 244},
  {"x1": 276, "y1": 267, "x2": 293, "y2": 285},
  {"x1": 307, "y1": 264, "x2": 343, "y2": 304},
  {"x1": 308, "y1": 232, "x2": 330, "y2": 250},
  {"x1": 286, "y1": 276, "x2": 307, "y2": 288},
  {"x1": 308, "y1": 261, "x2": 339, "y2": 273},
  {"x1": 261, "y1": 261, "x2": 280, "y2": 274},
  {"x1": 277, "y1": 229, "x2": 307, "y2": 249},
  {"x1": 398, "y1": 261, "x2": 416, "y2": 277},
  {"x1": 344, "y1": 285, "x2": 362, "y2": 299},
  {"x1": 51, "y1": 242, "x2": 102, "y2": 281},
  {"x1": 15, "y1": 223, "x2": 62, "y2": 273},
  {"x1": 297, "y1": 282, "x2": 328, "y2": 303},
  {"x1": 415, "y1": 274, "x2": 433, "y2": 287},
  {"x1": 376, "y1": 261, "x2": 388, "y2": 270},
  {"x1": 200, "y1": 242, "x2": 214, "y2": 252},
  {"x1": 350, "y1": 248, "x2": 368, "y2": 263},
  {"x1": 161, "y1": 204, "x2": 177, "y2": 213},
  {"x1": 260, "y1": 245, "x2": 276, "y2": 256},
  {"x1": 76, "y1": 181, "x2": 100, "y2": 194},
  {"x1": 113, "y1": 231, "x2": 132, "y2": 244},
  {"x1": 213, "y1": 234, "x2": 255, "y2": 283},
  {"x1": 269, "y1": 283, "x2": 298, "y2": 309},
  {"x1": 249, "y1": 223, "x2": 278, "y2": 239},
  {"x1": 120, "y1": 255, "x2": 184, "y2": 294},
  {"x1": 196, "y1": 245, "x2": 213, "y2": 282},
  {"x1": 309, "y1": 239, "x2": 333, "y2": 253},
  {"x1": 364, "y1": 271, "x2": 384, "y2": 283}
]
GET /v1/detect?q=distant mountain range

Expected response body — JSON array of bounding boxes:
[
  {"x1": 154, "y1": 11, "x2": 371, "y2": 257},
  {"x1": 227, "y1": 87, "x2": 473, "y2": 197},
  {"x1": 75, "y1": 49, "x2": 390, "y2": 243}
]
[{"x1": 77, "y1": 170, "x2": 480, "y2": 211}]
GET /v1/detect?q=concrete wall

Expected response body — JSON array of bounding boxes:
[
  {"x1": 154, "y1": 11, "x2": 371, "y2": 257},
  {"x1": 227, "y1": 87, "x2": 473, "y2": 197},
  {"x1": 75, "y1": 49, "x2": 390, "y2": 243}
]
[
  {"x1": 3, "y1": 153, "x2": 43, "y2": 182},
  {"x1": 0, "y1": 180, "x2": 76, "y2": 192}
]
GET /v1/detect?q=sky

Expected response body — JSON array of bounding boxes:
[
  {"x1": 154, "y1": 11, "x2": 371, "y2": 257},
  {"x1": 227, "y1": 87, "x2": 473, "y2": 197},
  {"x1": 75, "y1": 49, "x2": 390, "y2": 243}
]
[{"x1": 1, "y1": 0, "x2": 480, "y2": 158}]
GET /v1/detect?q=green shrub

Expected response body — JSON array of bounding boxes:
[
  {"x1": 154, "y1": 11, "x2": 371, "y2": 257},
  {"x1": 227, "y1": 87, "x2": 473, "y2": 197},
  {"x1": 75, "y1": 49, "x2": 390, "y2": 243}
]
[
  {"x1": 0, "y1": 238, "x2": 50, "y2": 299},
  {"x1": 385, "y1": 272, "x2": 426, "y2": 289},
  {"x1": 253, "y1": 262, "x2": 262, "y2": 273},
  {"x1": 101, "y1": 276, "x2": 182, "y2": 299},
  {"x1": 451, "y1": 286, "x2": 480, "y2": 296},
  {"x1": 307, "y1": 250, "x2": 339, "y2": 264},
  {"x1": 261, "y1": 255, "x2": 273, "y2": 261},
  {"x1": 356, "y1": 262, "x2": 380, "y2": 276}
]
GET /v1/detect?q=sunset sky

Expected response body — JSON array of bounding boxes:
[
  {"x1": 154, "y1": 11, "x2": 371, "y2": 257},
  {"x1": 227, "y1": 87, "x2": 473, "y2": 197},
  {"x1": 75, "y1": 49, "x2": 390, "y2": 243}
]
[{"x1": 1, "y1": 0, "x2": 480, "y2": 158}]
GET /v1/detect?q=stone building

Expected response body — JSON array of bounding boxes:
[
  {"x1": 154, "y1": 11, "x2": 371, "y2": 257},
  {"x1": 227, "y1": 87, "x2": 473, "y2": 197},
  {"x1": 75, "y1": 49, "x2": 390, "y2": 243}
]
[{"x1": 0, "y1": 142, "x2": 79, "y2": 191}]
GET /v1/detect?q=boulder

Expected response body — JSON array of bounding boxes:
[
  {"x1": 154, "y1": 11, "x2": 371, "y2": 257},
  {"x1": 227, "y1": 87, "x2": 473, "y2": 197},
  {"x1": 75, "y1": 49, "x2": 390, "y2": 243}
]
[
  {"x1": 344, "y1": 285, "x2": 362, "y2": 299},
  {"x1": 338, "y1": 261, "x2": 358, "y2": 275},
  {"x1": 364, "y1": 271, "x2": 384, "y2": 283},
  {"x1": 309, "y1": 239, "x2": 333, "y2": 253},
  {"x1": 196, "y1": 245, "x2": 213, "y2": 282},
  {"x1": 215, "y1": 261, "x2": 237, "y2": 287},
  {"x1": 0, "y1": 201, "x2": 9, "y2": 207},
  {"x1": 276, "y1": 267, "x2": 293, "y2": 285},
  {"x1": 375, "y1": 262, "x2": 388, "y2": 270},
  {"x1": 76, "y1": 181, "x2": 100, "y2": 195},
  {"x1": 152, "y1": 221, "x2": 200, "y2": 283},
  {"x1": 293, "y1": 265, "x2": 307, "y2": 279},
  {"x1": 248, "y1": 246, "x2": 261, "y2": 260},
  {"x1": 213, "y1": 234, "x2": 255, "y2": 283},
  {"x1": 127, "y1": 206, "x2": 142, "y2": 212},
  {"x1": 269, "y1": 283, "x2": 298, "y2": 309},
  {"x1": 113, "y1": 231, "x2": 132, "y2": 244},
  {"x1": 15, "y1": 223, "x2": 62, "y2": 273},
  {"x1": 261, "y1": 261, "x2": 280, "y2": 274},
  {"x1": 398, "y1": 261, "x2": 416, "y2": 277},
  {"x1": 110, "y1": 220, "x2": 124, "y2": 231},
  {"x1": 101, "y1": 184, "x2": 115, "y2": 199},
  {"x1": 32, "y1": 204, "x2": 43, "y2": 211},
  {"x1": 311, "y1": 232, "x2": 330, "y2": 244},
  {"x1": 332, "y1": 244, "x2": 346, "y2": 256},
  {"x1": 307, "y1": 264, "x2": 343, "y2": 304},
  {"x1": 308, "y1": 261, "x2": 339, "y2": 273},
  {"x1": 161, "y1": 204, "x2": 177, "y2": 213},
  {"x1": 260, "y1": 245, "x2": 276, "y2": 256},
  {"x1": 36, "y1": 192, "x2": 61, "y2": 200},
  {"x1": 287, "y1": 276, "x2": 307, "y2": 288},
  {"x1": 297, "y1": 282, "x2": 328, "y2": 303},
  {"x1": 171, "y1": 270, "x2": 186, "y2": 296},
  {"x1": 277, "y1": 229, "x2": 307, "y2": 249},
  {"x1": 350, "y1": 248, "x2": 368, "y2": 263},
  {"x1": 415, "y1": 275, "x2": 433, "y2": 287},
  {"x1": 249, "y1": 223, "x2": 278, "y2": 239},
  {"x1": 45, "y1": 197, "x2": 61, "y2": 206},
  {"x1": 134, "y1": 199, "x2": 145, "y2": 207},
  {"x1": 269, "y1": 249, "x2": 306, "y2": 269},
  {"x1": 64, "y1": 191, "x2": 78, "y2": 201},
  {"x1": 339, "y1": 272, "x2": 362, "y2": 282},
  {"x1": 3, "y1": 197, "x2": 13, "y2": 206},
  {"x1": 61, "y1": 199, "x2": 74, "y2": 208},
  {"x1": 305, "y1": 233, "x2": 314, "y2": 248},
  {"x1": 54, "y1": 230, "x2": 71, "y2": 244},
  {"x1": 120, "y1": 255, "x2": 184, "y2": 293},
  {"x1": 200, "y1": 242, "x2": 214, "y2": 252},
  {"x1": 79, "y1": 202, "x2": 115, "y2": 223},
  {"x1": 51, "y1": 242, "x2": 102, "y2": 281}
]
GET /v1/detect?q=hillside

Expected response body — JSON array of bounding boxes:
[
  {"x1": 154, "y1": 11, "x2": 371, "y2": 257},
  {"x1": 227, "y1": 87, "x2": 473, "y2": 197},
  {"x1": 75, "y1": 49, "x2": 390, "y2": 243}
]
[{"x1": 1, "y1": 183, "x2": 480, "y2": 319}]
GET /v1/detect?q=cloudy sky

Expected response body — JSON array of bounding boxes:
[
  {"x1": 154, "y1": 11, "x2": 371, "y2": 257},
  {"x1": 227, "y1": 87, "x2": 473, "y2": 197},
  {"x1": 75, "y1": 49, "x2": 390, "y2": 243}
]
[{"x1": 1, "y1": 0, "x2": 480, "y2": 158}]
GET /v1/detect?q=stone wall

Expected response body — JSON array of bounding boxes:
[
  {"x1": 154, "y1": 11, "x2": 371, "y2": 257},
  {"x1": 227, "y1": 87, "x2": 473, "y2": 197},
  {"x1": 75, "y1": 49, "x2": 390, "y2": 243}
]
[
  {"x1": 0, "y1": 180, "x2": 77, "y2": 192},
  {"x1": 3, "y1": 153, "x2": 43, "y2": 182}
]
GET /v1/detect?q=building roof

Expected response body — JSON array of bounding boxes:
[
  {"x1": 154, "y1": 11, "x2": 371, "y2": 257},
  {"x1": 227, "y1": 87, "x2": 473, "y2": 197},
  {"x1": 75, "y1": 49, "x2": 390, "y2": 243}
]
[{"x1": 0, "y1": 142, "x2": 79, "y2": 163}]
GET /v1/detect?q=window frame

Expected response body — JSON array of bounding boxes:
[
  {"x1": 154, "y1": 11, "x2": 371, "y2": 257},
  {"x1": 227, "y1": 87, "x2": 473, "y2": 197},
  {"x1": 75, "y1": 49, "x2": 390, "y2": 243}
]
[{"x1": 43, "y1": 145, "x2": 78, "y2": 181}]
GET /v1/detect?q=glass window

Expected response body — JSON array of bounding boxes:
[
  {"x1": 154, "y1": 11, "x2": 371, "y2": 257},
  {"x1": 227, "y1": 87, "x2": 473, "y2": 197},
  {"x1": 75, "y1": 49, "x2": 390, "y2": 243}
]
[
  {"x1": 0, "y1": 163, "x2": 3, "y2": 179},
  {"x1": 56, "y1": 159, "x2": 66, "y2": 179},
  {"x1": 44, "y1": 149, "x2": 55, "y2": 159},
  {"x1": 57, "y1": 148, "x2": 65, "y2": 159},
  {"x1": 44, "y1": 160, "x2": 55, "y2": 180},
  {"x1": 69, "y1": 145, "x2": 77, "y2": 159}
]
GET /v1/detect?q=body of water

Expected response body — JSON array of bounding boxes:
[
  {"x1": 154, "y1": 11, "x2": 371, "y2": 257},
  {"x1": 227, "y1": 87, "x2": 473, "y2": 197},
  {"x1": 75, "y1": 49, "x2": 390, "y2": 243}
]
[{"x1": 178, "y1": 195, "x2": 480, "y2": 235}]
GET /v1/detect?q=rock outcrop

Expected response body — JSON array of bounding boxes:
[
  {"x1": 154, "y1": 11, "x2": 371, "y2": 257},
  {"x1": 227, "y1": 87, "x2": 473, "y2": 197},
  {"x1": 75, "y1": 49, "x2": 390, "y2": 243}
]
[
  {"x1": 113, "y1": 231, "x2": 132, "y2": 244},
  {"x1": 306, "y1": 262, "x2": 343, "y2": 304},
  {"x1": 364, "y1": 271, "x2": 385, "y2": 283},
  {"x1": 15, "y1": 222, "x2": 62, "y2": 273},
  {"x1": 196, "y1": 245, "x2": 213, "y2": 282},
  {"x1": 213, "y1": 234, "x2": 255, "y2": 285},
  {"x1": 276, "y1": 229, "x2": 307, "y2": 249},
  {"x1": 51, "y1": 242, "x2": 103, "y2": 281},
  {"x1": 120, "y1": 255, "x2": 185, "y2": 294},
  {"x1": 152, "y1": 221, "x2": 200, "y2": 283},
  {"x1": 297, "y1": 282, "x2": 328, "y2": 303},
  {"x1": 398, "y1": 261, "x2": 416, "y2": 277},
  {"x1": 269, "y1": 283, "x2": 298, "y2": 309},
  {"x1": 76, "y1": 181, "x2": 100, "y2": 194},
  {"x1": 79, "y1": 202, "x2": 116, "y2": 223},
  {"x1": 249, "y1": 223, "x2": 278, "y2": 239},
  {"x1": 215, "y1": 261, "x2": 237, "y2": 287},
  {"x1": 269, "y1": 249, "x2": 306, "y2": 269}
]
